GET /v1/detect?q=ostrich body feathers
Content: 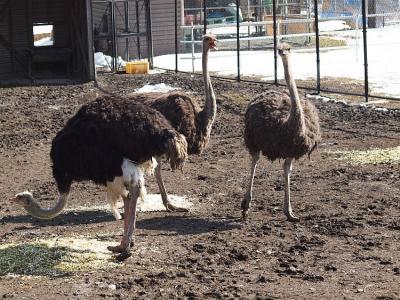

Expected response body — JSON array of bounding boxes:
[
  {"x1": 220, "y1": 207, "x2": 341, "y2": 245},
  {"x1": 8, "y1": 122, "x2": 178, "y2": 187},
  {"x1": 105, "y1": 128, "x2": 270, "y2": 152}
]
[
  {"x1": 244, "y1": 90, "x2": 321, "y2": 161},
  {"x1": 132, "y1": 91, "x2": 211, "y2": 155},
  {"x1": 51, "y1": 95, "x2": 186, "y2": 193}
]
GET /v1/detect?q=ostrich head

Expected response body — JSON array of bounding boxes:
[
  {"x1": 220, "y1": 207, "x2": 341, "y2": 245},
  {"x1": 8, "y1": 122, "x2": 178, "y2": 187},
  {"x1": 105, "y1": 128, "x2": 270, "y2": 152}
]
[
  {"x1": 203, "y1": 33, "x2": 218, "y2": 50},
  {"x1": 277, "y1": 43, "x2": 291, "y2": 57},
  {"x1": 9, "y1": 191, "x2": 34, "y2": 207}
]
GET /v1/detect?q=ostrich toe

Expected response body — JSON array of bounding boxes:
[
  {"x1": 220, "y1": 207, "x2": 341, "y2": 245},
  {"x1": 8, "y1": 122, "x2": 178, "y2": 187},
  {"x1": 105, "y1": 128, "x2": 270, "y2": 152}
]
[
  {"x1": 107, "y1": 244, "x2": 128, "y2": 253},
  {"x1": 116, "y1": 251, "x2": 132, "y2": 261},
  {"x1": 241, "y1": 209, "x2": 249, "y2": 221},
  {"x1": 285, "y1": 211, "x2": 300, "y2": 222},
  {"x1": 165, "y1": 203, "x2": 189, "y2": 212}
]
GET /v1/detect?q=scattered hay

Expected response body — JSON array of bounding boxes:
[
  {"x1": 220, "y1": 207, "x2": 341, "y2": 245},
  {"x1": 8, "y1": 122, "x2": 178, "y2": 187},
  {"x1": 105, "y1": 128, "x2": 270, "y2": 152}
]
[
  {"x1": 324, "y1": 146, "x2": 400, "y2": 165},
  {"x1": 0, "y1": 237, "x2": 120, "y2": 277}
]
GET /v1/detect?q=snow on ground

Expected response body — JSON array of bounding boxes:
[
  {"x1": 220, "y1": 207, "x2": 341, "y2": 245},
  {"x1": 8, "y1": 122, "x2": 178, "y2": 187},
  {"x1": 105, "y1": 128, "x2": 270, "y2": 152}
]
[
  {"x1": 94, "y1": 52, "x2": 126, "y2": 68},
  {"x1": 34, "y1": 37, "x2": 53, "y2": 47},
  {"x1": 154, "y1": 25, "x2": 400, "y2": 97},
  {"x1": 134, "y1": 83, "x2": 180, "y2": 93},
  {"x1": 319, "y1": 20, "x2": 351, "y2": 32},
  {"x1": 208, "y1": 24, "x2": 257, "y2": 36},
  {"x1": 33, "y1": 24, "x2": 53, "y2": 35}
]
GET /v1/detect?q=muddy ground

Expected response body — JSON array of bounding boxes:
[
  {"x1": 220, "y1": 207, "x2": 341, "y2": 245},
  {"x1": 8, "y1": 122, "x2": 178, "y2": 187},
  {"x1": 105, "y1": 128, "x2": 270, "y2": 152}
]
[{"x1": 0, "y1": 72, "x2": 399, "y2": 299}]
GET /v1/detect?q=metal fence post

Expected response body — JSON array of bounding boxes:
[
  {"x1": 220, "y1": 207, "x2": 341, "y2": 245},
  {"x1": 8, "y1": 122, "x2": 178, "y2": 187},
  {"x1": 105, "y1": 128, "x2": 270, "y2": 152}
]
[
  {"x1": 314, "y1": 0, "x2": 320, "y2": 94},
  {"x1": 111, "y1": 0, "x2": 117, "y2": 72},
  {"x1": 175, "y1": 0, "x2": 178, "y2": 72},
  {"x1": 273, "y1": 0, "x2": 277, "y2": 84},
  {"x1": 203, "y1": 0, "x2": 207, "y2": 33},
  {"x1": 361, "y1": 0, "x2": 369, "y2": 102},
  {"x1": 236, "y1": 0, "x2": 241, "y2": 81},
  {"x1": 191, "y1": 22, "x2": 195, "y2": 74}
]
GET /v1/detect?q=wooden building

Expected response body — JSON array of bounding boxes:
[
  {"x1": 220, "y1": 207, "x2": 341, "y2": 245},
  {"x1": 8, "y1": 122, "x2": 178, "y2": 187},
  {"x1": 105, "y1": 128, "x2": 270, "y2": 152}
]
[
  {"x1": 92, "y1": 0, "x2": 182, "y2": 65},
  {"x1": 0, "y1": 0, "x2": 95, "y2": 85}
]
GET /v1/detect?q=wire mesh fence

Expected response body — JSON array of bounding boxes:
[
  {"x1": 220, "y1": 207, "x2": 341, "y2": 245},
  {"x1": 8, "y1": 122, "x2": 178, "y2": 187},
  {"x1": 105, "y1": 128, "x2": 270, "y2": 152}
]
[{"x1": 149, "y1": 0, "x2": 400, "y2": 102}]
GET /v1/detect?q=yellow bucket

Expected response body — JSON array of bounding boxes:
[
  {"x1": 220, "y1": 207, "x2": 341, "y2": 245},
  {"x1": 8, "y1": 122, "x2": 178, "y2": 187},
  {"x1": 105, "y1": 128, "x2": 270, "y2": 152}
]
[{"x1": 126, "y1": 60, "x2": 149, "y2": 74}]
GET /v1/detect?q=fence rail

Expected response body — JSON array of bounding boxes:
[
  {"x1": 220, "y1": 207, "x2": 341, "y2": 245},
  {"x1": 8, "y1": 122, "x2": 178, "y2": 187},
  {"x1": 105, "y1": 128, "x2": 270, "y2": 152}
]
[{"x1": 159, "y1": 0, "x2": 400, "y2": 103}]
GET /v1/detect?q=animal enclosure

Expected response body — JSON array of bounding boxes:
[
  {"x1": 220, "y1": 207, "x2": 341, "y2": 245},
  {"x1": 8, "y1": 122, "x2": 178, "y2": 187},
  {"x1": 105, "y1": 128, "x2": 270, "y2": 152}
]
[
  {"x1": 151, "y1": 0, "x2": 400, "y2": 102},
  {"x1": 0, "y1": 71, "x2": 399, "y2": 299},
  {"x1": 0, "y1": 0, "x2": 399, "y2": 299}
]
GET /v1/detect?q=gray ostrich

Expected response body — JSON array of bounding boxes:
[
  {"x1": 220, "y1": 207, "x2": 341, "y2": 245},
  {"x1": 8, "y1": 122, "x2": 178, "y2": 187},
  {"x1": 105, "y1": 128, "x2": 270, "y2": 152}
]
[
  {"x1": 10, "y1": 96, "x2": 188, "y2": 260},
  {"x1": 130, "y1": 33, "x2": 218, "y2": 212},
  {"x1": 242, "y1": 43, "x2": 321, "y2": 222}
]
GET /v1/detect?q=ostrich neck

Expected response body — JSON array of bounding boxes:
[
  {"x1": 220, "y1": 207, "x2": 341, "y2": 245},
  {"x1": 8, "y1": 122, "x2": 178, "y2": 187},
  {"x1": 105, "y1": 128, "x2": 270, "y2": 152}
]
[
  {"x1": 201, "y1": 45, "x2": 217, "y2": 136},
  {"x1": 282, "y1": 55, "x2": 305, "y2": 136},
  {"x1": 24, "y1": 193, "x2": 68, "y2": 220}
]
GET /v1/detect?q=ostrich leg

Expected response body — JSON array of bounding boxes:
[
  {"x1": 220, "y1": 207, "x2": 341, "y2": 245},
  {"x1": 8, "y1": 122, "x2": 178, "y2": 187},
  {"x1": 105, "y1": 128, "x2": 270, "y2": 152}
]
[
  {"x1": 241, "y1": 151, "x2": 261, "y2": 220},
  {"x1": 283, "y1": 158, "x2": 299, "y2": 222},
  {"x1": 108, "y1": 185, "x2": 140, "y2": 261},
  {"x1": 155, "y1": 157, "x2": 188, "y2": 212}
]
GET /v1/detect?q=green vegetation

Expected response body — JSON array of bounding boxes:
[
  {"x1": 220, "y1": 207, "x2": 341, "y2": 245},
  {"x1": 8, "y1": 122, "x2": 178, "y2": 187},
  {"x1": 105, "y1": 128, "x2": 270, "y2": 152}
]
[
  {"x1": 0, "y1": 237, "x2": 120, "y2": 277},
  {"x1": 312, "y1": 36, "x2": 347, "y2": 48},
  {"x1": 323, "y1": 146, "x2": 400, "y2": 165}
]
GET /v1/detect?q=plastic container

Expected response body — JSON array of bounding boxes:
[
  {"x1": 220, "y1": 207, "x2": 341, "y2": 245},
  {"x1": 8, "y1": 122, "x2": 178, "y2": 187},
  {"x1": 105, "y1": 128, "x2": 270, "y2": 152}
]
[{"x1": 125, "y1": 59, "x2": 149, "y2": 74}]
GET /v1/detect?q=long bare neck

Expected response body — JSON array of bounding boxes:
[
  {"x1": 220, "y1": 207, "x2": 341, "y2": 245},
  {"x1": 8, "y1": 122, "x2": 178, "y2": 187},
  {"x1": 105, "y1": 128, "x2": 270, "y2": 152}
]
[
  {"x1": 201, "y1": 44, "x2": 217, "y2": 136},
  {"x1": 282, "y1": 54, "x2": 305, "y2": 136},
  {"x1": 24, "y1": 193, "x2": 68, "y2": 220}
]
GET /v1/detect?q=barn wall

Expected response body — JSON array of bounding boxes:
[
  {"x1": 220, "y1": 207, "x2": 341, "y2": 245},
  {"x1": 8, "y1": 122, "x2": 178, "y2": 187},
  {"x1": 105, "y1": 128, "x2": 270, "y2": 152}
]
[
  {"x1": 0, "y1": 0, "x2": 30, "y2": 77},
  {"x1": 151, "y1": 0, "x2": 181, "y2": 56},
  {"x1": 0, "y1": 0, "x2": 94, "y2": 82},
  {"x1": 92, "y1": 0, "x2": 181, "y2": 63}
]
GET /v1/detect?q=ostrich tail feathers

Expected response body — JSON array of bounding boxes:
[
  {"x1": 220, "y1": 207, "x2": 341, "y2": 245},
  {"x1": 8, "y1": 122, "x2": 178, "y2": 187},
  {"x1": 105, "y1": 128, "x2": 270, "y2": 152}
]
[{"x1": 166, "y1": 133, "x2": 188, "y2": 171}]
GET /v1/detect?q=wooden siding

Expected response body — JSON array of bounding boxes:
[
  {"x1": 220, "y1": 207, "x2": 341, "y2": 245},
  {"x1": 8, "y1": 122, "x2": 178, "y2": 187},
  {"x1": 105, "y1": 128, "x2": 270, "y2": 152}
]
[
  {"x1": 0, "y1": 0, "x2": 94, "y2": 82},
  {"x1": 92, "y1": 0, "x2": 181, "y2": 62},
  {"x1": 151, "y1": 0, "x2": 181, "y2": 56}
]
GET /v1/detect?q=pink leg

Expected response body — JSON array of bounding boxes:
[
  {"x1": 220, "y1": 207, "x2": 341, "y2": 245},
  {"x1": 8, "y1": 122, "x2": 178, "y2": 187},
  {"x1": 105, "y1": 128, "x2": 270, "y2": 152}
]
[
  {"x1": 241, "y1": 151, "x2": 260, "y2": 220},
  {"x1": 108, "y1": 185, "x2": 140, "y2": 261},
  {"x1": 283, "y1": 158, "x2": 299, "y2": 222}
]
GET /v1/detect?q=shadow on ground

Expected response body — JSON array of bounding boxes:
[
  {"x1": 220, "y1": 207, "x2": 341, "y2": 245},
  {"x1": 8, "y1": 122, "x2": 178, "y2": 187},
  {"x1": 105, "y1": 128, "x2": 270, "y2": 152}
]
[{"x1": 2, "y1": 212, "x2": 241, "y2": 235}]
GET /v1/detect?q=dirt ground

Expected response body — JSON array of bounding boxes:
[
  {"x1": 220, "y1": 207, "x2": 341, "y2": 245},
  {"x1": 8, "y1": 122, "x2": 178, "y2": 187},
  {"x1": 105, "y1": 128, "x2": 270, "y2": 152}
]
[{"x1": 0, "y1": 72, "x2": 399, "y2": 299}]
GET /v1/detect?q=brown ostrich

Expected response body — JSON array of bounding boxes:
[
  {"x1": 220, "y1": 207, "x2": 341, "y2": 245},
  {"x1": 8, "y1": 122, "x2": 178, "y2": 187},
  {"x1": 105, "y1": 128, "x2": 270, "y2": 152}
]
[
  {"x1": 130, "y1": 33, "x2": 218, "y2": 212},
  {"x1": 10, "y1": 95, "x2": 188, "y2": 260},
  {"x1": 242, "y1": 43, "x2": 321, "y2": 222}
]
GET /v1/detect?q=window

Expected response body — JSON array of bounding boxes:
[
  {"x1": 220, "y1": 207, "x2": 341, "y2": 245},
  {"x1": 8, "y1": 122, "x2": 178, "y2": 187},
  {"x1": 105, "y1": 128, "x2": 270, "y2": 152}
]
[{"x1": 33, "y1": 24, "x2": 54, "y2": 47}]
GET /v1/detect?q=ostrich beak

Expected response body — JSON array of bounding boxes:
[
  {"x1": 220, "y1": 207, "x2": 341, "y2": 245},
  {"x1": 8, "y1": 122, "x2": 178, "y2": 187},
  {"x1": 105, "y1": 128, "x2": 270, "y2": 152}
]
[
  {"x1": 210, "y1": 39, "x2": 218, "y2": 51},
  {"x1": 9, "y1": 196, "x2": 18, "y2": 203}
]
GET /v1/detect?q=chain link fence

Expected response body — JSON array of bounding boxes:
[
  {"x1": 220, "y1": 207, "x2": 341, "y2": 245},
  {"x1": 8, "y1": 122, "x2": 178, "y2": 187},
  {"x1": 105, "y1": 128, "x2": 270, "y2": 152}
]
[{"x1": 151, "y1": 0, "x2": 400, "y2": 102}]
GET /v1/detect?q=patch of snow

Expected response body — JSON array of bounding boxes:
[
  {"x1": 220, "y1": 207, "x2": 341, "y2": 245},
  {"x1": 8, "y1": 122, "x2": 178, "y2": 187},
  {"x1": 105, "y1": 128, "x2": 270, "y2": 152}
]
[
  {"x1": 69, "y1": 194, "x2": 193, "y2": 214},
  {"x1": 319, "y1": 20, "x2": 351, "y2": 32},
  {"x1": 33, "y1": 25, "x2": 53, "y2": 35},
  {"x1": 134, "y1": 83, "x2": 181, "y2": 93},
  {"x1": 155, "y1": 25, "x2": 400, "y2": 97},
  {"x1": 34, "y1": 37, "x2": 53, "y2": 47},
  {"x1": 138, "y1": 194, "x2": 193, "y2": 212},
  {"x1": 94, "y1": 52, "x2": 126, "y2": 68}
]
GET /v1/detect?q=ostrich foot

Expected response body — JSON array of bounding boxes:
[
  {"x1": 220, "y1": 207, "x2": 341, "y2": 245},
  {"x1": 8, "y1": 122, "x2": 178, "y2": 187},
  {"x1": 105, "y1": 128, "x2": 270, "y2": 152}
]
[
  {"x1": 107, "y1": 244, "x2": 128, "y2": 253},
  {"x1": 241, "y1": 209, "x2": 249, "y2": 221},
  {"x1": 164, "y1": 202, "x2": 189, "y2": 212},
  {"x1": 241, "y1": 197, "x2": 251, "y2": 221},
  {"x1": 116, "y1": 251, "x2": 132, "y2": 262},
  {"x1": 284, "y1": 211, "x2": 300, "y2": 222}
]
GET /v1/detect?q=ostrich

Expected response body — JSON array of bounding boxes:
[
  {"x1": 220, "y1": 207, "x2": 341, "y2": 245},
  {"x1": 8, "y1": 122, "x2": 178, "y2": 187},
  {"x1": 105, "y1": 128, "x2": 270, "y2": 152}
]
[
  {"x1": 241, "y1": 43, "x2": 321, "y2": 222},
  {"x1": 129, "y1": 33, "x2": 218, "y2": 212},
  {"x1": 10, "y1": 95, "x2": 188, "y2": 260}
]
